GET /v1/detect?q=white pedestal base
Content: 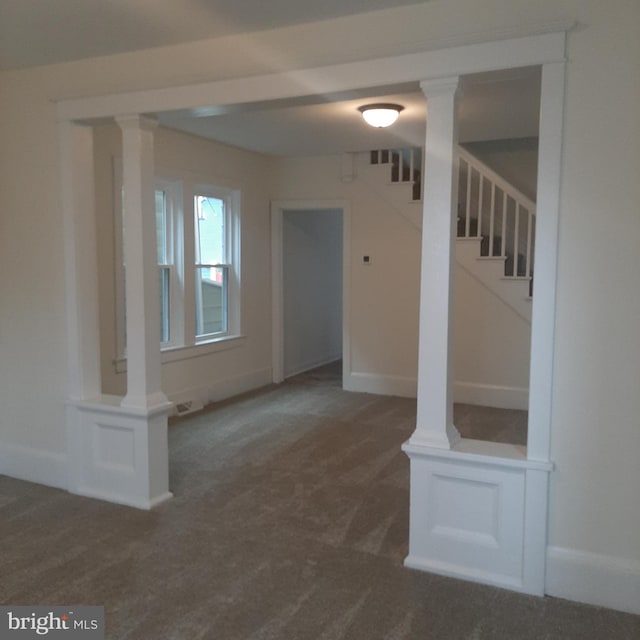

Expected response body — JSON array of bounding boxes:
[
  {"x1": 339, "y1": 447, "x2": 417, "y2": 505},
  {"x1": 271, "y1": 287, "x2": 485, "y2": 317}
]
[
  {"x1": 403, "y1": 438, "x2": 552, "y2": 595},
  {"x1": 66, "y1": 396, "x2": 173, "y2": 509}
]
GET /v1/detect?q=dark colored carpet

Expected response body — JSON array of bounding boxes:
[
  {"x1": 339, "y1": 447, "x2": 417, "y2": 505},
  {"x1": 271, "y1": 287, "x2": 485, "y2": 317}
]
[{"x1": 1, "y1": 362, "x2": 638, "y2": 639}]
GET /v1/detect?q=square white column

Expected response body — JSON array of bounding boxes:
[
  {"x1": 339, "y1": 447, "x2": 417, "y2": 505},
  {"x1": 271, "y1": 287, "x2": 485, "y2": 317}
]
[
  {"x1": 61, "y1": 117, "x2": 172, "y2": 508},
  {"x1": 410, "y1": 77, "x2": 462, "y2": 449},
  {"x1": 116, "y1": 115, "x2": 168, "y2": 411}
]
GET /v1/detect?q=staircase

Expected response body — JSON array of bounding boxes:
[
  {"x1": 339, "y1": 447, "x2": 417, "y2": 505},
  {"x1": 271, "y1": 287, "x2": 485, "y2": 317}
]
[
  {"x1": 369, "y1": 148, "x2": 423, "y2": 201},
  {"x1": 366, "y1": 145, "x2": 535, "y2": 322}
]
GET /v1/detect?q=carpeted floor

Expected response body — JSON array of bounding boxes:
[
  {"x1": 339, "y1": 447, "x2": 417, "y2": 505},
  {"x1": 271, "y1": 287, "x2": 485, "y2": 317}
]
[{"x1": 1, "y1": 362, "x2": 638, "y2": 639}]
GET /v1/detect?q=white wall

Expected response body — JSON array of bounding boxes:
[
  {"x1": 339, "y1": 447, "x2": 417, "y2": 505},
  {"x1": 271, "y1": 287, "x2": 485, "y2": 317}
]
[
  {"x1": 0, "y1": 61, "x2": 69, "y2": 486},
  {"x1": 454, "y1": 263, "x2": 531, "y2": 409},
  {"x1": 0, "y1": 0, "x2": 639, "y2": 614},
  {"x1": 462, "y1": 138, "x2": 538, "y2": 202},
  {"x1": 543, "y1": 1, "x2": 640, "y2": 613},
  {"x1": 283, "y1": 209, "x2": 342, "y2": 377},
  {"x1": 93, "y1": 124, "x2": 273, "y2": 406},
  {"x1": 272, "y1": 154, "x2": 421, "y2": 397}
]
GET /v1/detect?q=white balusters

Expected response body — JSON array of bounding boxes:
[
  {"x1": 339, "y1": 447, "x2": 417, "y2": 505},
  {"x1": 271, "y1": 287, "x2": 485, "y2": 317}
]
[
  {"x1": 489, "y1": 183, "x2": 496, "y2": 256},
  {"x1": 366, "y1": 147, "x2": 534, "y2": 272},
  {"x1": 526, "y1": 209, "x2": 533, "y2": 279},
  {"x1": 501, "y1": 191, "x2": 508, "y2": 258},
  {"x1": 513, "y1": 204, "x2": 520, "y2": 277},
  {"x1": 477, "y1": 175, "x2": 484, "y2": 238},
  {"x1": 456, "y1": 146, "x2": 536, "y2": 281},
  {"x1": 465, "y1": 161, "x2": 472, "y2": 237}
]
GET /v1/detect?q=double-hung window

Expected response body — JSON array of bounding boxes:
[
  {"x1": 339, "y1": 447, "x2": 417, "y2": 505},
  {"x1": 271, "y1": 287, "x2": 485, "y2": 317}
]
[
  {"x1": 192, "y1": 185, "x2": 239, "y2": 343},
  {"x1": 194, "y1": 192, "x2": 229, "y2": 339},
  {"x1": 155, "y1": 182, "x2": 180, "y2": 347},
  {"x1": 115, "y1": 172, "x2": 240, "y2": 365}
]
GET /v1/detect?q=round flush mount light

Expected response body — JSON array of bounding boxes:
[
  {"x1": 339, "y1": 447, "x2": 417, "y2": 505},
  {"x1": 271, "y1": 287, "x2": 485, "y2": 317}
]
[{"x1": 358, "y1": 103, "x2": 404, "y2": 128}]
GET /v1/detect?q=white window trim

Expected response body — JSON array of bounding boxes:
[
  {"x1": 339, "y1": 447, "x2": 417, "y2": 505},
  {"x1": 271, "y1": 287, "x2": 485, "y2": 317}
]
[{"x1": 113, "y1": 335, "x2": 246, "y2": 373}]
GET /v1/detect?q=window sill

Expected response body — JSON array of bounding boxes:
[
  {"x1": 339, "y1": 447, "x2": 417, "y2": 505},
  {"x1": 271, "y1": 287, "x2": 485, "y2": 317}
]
[{"x1": 114, "y1": 335, "x2": 245, "y2": 373}]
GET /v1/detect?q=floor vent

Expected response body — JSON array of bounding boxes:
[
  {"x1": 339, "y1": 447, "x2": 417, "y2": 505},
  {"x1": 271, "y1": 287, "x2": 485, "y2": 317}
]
[{"x1": 174, "y1": 398, "x2": 204, "y2": 416}]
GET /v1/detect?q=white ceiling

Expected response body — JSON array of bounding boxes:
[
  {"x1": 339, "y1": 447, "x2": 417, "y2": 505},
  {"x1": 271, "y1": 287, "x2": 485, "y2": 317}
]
[
  {"x1": 0, "y1": 1, "x2": 541, "y2": 156},
  {"x1": 158, "y1": 67, "x2": 541, "y2": 156},
  {"x1": 0, "y1": 0, "x2": 429, "y2": 70}
]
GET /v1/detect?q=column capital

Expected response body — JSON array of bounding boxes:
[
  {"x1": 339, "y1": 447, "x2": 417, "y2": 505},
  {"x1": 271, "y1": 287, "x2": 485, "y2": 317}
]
[
  {"x1": 420, "y1": 76, "x2": 461, "y2": 99},
  {"x1": 115, "y1": 114, "x2": 159, "y2": 132}
]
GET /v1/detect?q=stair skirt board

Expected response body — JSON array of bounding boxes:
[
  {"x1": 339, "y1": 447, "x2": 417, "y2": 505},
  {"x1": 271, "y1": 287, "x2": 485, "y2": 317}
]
[{"x1": 454, "y1": 382, "x2": 529, "y2": 411}]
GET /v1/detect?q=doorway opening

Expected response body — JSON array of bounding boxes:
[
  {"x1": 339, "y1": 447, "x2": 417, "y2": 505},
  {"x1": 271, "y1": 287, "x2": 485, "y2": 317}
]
[
  {"x1": 271, "y1": 200, "x2": 350, "y2": 388},
  {"x1": 282, "y1": 208, "x2": 343, "y2": 379}
]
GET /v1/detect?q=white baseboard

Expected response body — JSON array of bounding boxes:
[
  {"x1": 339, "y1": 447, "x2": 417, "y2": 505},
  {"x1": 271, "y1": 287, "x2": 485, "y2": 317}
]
[
  {"x1": 341, "y1": 374, "x2": 528, "y2": 407},
  {"x1": 344, "y1": 371, "x2": 417, "y2": 398},
  {"x1": 197, "y1": 367, "x2": 273, "y2": 407},
  {"x1": 284, "y1": 354, "x2": 341, "y2": 379},
  {"x1": 454, "y1": 381, "x2": 529, "y2": 410},
  {"x1": 0, "y1": 441, "x2": 68, "y2": 490},
  {"x1": 546, "y1": 546, "x2": 640, "y2": 615},
  {"x1": 405, "y1": 554, "x2": 525, "y2": 592}
]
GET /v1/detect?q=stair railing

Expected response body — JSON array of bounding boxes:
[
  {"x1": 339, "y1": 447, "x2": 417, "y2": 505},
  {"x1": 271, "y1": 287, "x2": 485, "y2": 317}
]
[
  {"x1": 368, "y1": 146, "x2": 536, "y2": 280},
  {"x1": 457, "y1": 147, "x2": 536, "y2": 280}
]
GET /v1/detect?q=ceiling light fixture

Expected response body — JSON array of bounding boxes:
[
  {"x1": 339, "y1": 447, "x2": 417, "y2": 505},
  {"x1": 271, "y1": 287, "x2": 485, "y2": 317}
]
[{"x1": 358, "y1": 103, "x2": 404, "y2": 128}]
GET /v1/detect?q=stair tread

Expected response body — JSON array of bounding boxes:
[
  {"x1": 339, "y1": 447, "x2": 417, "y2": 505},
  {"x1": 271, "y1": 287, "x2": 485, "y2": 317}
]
[{"x1": 476, "y1": 256, "x2": 507, "y2": 262}]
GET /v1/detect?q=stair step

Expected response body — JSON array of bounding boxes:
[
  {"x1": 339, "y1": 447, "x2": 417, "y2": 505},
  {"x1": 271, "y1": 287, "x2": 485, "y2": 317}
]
[{"x1": 477, "y1": 256, "x2": 506, "y2": 263}]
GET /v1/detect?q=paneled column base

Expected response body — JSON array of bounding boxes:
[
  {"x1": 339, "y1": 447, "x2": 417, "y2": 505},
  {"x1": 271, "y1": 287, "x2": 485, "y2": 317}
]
[
  {"x1": 66, "y1": 396, "x2": 173, "y2": 509},
  {"x1": 402, "y1": 439, "x2": 553, "y2": 595}
]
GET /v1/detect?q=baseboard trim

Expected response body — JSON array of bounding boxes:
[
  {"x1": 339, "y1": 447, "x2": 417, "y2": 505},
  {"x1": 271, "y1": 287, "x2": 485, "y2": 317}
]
[
  {"x1": 198, "y1": 367, "x2": 273, "y2": 407},
  {"x1": 405, "y1": 554, "x2": 525, "y2": 592},
  {"x1": 0, "y1": 441, "x2": 68, "y2": 490},
  {"x1": 341, "y1": 375, "x2": 529, "y2": 406},
  {"x1": 546, "y1": 546, "x2": 640, "y2": 615},
  {"x1": 284, "y1": 354, "x2": 341, "y2": 380},
  {"x1": 344, "y1": 372, "x2": 416, "y2": 398},
  {"x1": 71, "y1": 486, "x2": 174, "y2": 511},
  {"x1": 454, "y1": 381, "x2": 529, "y2": 410}
]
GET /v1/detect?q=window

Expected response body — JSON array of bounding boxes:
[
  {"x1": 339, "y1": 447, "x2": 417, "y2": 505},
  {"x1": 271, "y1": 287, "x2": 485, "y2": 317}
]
[
  {"x1": 155, "y1": 186, "x2": 174, "y2": 345},
  {"x1": 192, "y1": 185, "x2": 239, "y2": 344},
  {"x1": 115, "y1": 172, "x2": 240, "y2": 364},
  {"x1": 194, "y1": 189, "x2": 237, "y2": 340},
  {"x1": 156, "y1": 191, "x2": 169, "y2": 342}
]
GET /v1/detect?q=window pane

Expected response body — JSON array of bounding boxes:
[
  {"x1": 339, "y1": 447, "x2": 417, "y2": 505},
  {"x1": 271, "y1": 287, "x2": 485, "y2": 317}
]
[
  {"x1": 195, "y1": 266, "x2": 227, "y2": 336},
  {"x1": 195, "y1": 196, "x2": 225, "y2": 265},
  {"x1": 155, "y1": 190, "x2": 167, "y2": 264},
  {"x1": 159, "y1": 267, "x2": 170, "y2": 343}
]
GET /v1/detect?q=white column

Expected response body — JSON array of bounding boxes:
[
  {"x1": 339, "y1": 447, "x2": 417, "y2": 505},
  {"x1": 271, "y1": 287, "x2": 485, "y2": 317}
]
[
  {"x1": 410, "y1": 77, "x2": 462, "y2": 449},
  {"x1": 116, "y1": 115, "x2": 168, "y2": 410},
  {"x1": 527, "y1": 61, "x2": 566, "y2": 462}
]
